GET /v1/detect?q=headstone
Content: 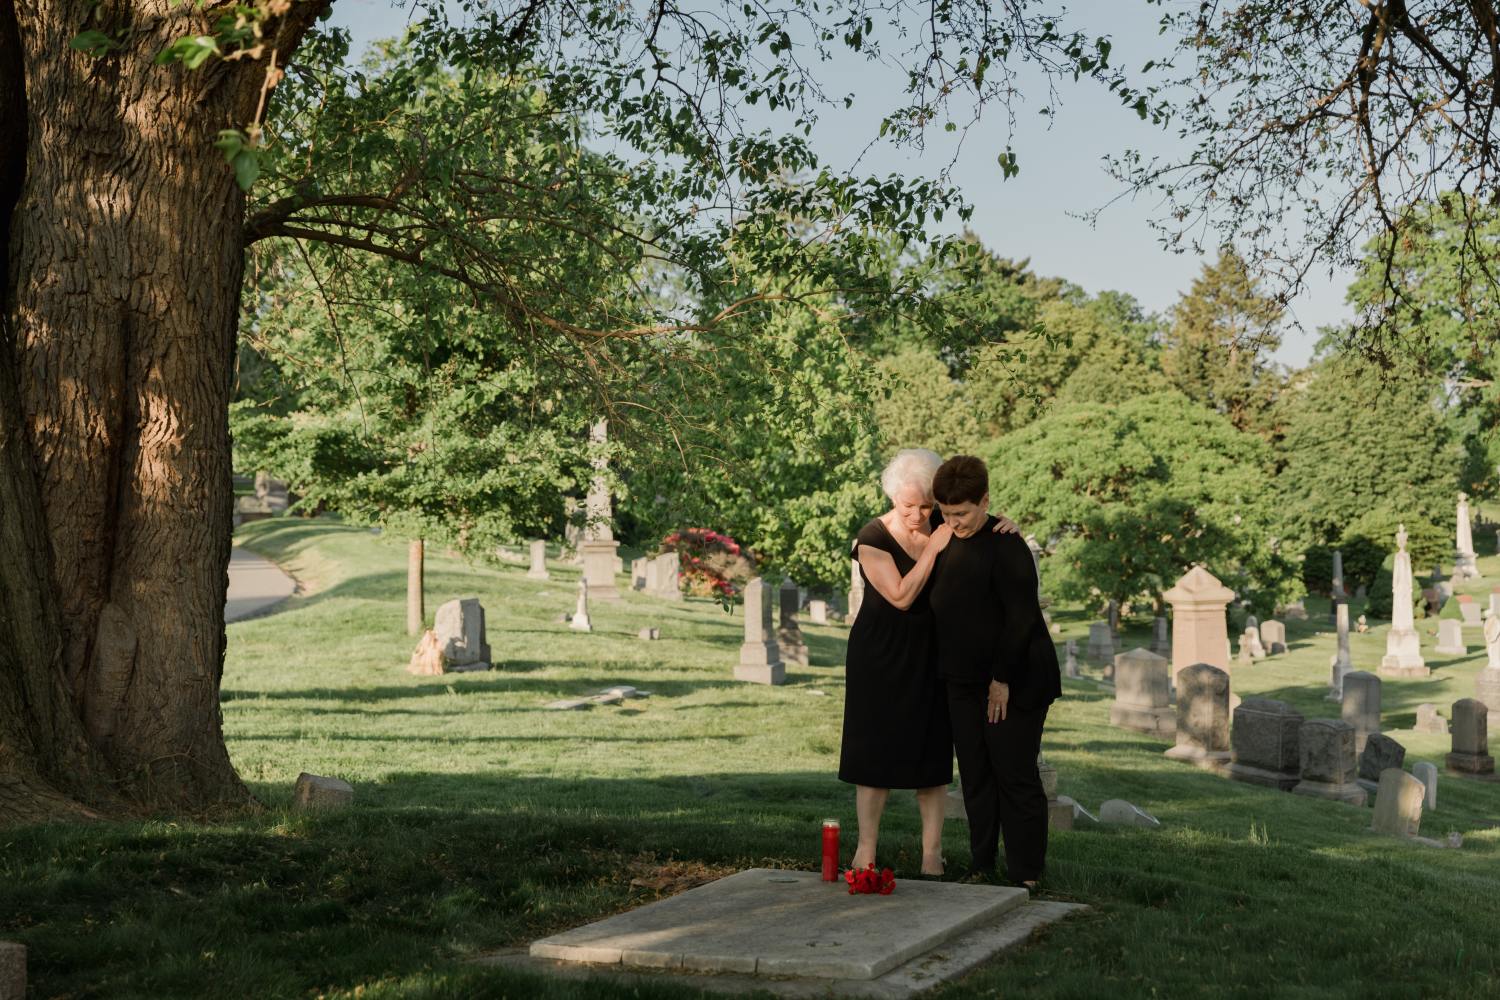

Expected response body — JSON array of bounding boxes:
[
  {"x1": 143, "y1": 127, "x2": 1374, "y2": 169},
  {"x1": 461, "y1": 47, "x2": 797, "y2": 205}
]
[
  {"x1": 631, "y1": 557, "x2": 648, "y2": 590},
  {"x1": 1412, "y1": 761, "x2": 1438, "y2": 811},
  {"x1": 644, "y1": 557, "x2": 660, "y2": 594},
  {"x1": 1150, "y1": 616, "x2": 1171, "y2": 658},
  {"x1": 1026, "y1": 535, "x2": 1051, "y2": 610},
  {"x1": 434, "y1": 598, "x2": 491, "y2": 670},
  {"x1": 1370, "y1": 768, "x2": 1425, "y2": 838},
  {"x1": 1291, "y1": 719, "x2": 1368, "y2": 806},
  {"x1": 1328, "y1": 601, "x2": 1354, "y2": 699},
  {"x1": 1356, "y1": 614, "x2": 1369, "y2": 633},
  {"x1": 1086, "y1": 621, "x2": 1118, "y2": 665},
  {"x1": 778, "y1": 577, "x2": 809, "y2": 666},
  {"x1": 1380, "y1": 524, "x2": 1429, "y2": 677},
  {"x1": 735, "y1": 577, "x2": 785, "y2": 685},
  {"x1": 1331, "y1": 548, "x2": 1347, "y2": 601},
  {"x1": 1340, "y1": 671, "x2": 1381, "y2": 753},
  {"x1": 1490, "y1": 591, "x2": 1500, "y2": 620},
  {"x1": 1163, "y1": 566, "x2": 1234, "y2": 684},
  {"x1": 1241, "y1": 626, "x2": 1267, "y2": 660},
  {"x1": 1099, "y1": 800, "x2": 1161, "y2": 828},
  {"x1": 1260, "y1": 619, "x2": 1287, "y2": 655},
  {"x1": 1226, "y1": 698, "x2": 1304, "y2": 790},
  {"x1": 1282, "y1": 600, "x2": 1308, "y2": 621},
  {"x1": 1446, "y1": 699, "x2": 1495, "y2": 774},
  {"x1": 1356, "y1": 733, "x2": 1407, "y2": 798},
  {"x1": 654, "y1": 552, "x2": 683, "y2": 601},
  {"x1": 848, "y1": 559, "x2": 865, "y2": 625},
  {"x1": 526, "y1": 540, "x2": 551, "y2": 580},
  {"x1": 1053, "y1": 794, "x2": 1099, "y2": 827},
  {"x1": 638, "y1": 626, "x2": 660, "y2": 640},
  {"x1": 1163, "y1": 664, "x2": 1231, "y2": 770},
  {"x1": 1458, "y1": 595, "x2": 1482, "y2": 627},
  {"x1": 1455, "y1": 492, "x2": 1482, "y2": 580},
  {"x1": 254, "y1": 470, "x2": 290, "y2": 512},
  {"x1": 1486, "y1": 612, "x2": 1500, "y2": 670},
  {"x1": 1109, "y1": 648, "x2": 1175, "y2": 737},
  {"x1": 293, "y1": 772, "x2": 354, "y2": 812},
  {"x1": 0, "y1": 941, "x2": 24, "y2": 1000},
  {"x1": 1415, "y1": 703, "x2": 1449, "y2": 734},
  {"x1": 1064, "y1": 639, "x2": 1080, "y2": 679},
  {"x1": 570, "y1": 580, "x2": 593, "y2": 632},
  {"x1": 808, "y1": 599, "x2": 829, "y2": 625},
  {"x1": 1435, "y1": 619, "x2": 1466, "y2": 655}
]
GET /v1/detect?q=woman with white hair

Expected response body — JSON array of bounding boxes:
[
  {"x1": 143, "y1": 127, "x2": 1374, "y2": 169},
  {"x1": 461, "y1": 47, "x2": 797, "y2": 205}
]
[{"x1": 838, "y1": 448, "x2": 1014, "y2": 877}]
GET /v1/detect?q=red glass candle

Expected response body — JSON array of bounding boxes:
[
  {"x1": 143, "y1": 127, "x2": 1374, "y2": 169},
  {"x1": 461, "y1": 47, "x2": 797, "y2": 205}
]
[{"x1": 821, "y1": 819, "x2": 840, "y2": 881}]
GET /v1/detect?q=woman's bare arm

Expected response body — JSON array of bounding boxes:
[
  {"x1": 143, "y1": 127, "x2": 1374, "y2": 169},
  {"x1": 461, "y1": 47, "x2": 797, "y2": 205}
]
[{"x1": 857, "y1": 524, "x2": 953, "y2": 611}]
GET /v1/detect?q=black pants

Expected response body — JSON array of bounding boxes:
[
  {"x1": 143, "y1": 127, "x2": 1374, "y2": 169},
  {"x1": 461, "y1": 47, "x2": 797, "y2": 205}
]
[{"x1": 947, "y1": 682, "x2": 1050, "y2": 882}]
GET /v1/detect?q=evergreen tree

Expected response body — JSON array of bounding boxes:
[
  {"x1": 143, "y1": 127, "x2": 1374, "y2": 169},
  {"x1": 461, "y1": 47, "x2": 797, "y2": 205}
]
[{"x1": 1161, "y1": 251, "x2": 1284, "y2": 437}]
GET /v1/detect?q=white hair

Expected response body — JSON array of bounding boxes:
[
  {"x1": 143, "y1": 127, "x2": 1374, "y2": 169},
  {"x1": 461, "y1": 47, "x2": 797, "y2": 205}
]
[{"x1": 881, "y1": 448, "x2": 943, "y2": 502}]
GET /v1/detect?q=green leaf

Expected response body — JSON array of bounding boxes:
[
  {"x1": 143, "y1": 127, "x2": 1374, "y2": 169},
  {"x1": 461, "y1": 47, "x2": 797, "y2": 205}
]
[
  {"x1": 213, "y1": 128, "x2": 246, "y2": 160},
  {"x1": 69, "y1": 29, "x2": 118, "y2": 57},
  {"x1": 232, "y1": 149, "x2": 260, "y2": 191}
]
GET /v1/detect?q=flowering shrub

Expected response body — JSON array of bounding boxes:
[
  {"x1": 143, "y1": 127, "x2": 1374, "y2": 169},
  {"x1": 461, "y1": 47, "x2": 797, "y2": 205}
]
[
  {"x1": 844, "y1": 863, "x2": 896, "y2": 895},
  {"x1": 660, "y1": 528, "x2": 749, "y2": 599}
]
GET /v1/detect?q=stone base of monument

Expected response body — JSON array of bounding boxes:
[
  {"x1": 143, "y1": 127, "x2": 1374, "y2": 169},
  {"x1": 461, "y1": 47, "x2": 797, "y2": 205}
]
[
  {"x1": 1378, "y1": 663, "x2": 1431, "y2": 678},
  {"x1": 483, "y1": 869, "x2": 1086, "y2": 998},
  {"x1": 1108, "y1": 704, "x2": 1176, "y2": 738},
  {"x1": 1162, "y1": 745, "x2": 1231, "y2": 772},
  {"x1": 1445, "y1": 751, "x2": 1496, "y2": 776},
  {"x1": 1225, "y1": 763, "x2": 1300, "y2": 791},
  {"x1": 1290, "y1": 778, "x2": 1368, "y2": 806},
  {"x1": 733, "y1": 662, "x2": 787, "y2": 685}
]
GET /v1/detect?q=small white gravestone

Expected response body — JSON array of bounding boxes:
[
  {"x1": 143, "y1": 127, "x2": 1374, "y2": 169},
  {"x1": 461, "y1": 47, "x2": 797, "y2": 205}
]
[
  {"x1": 631, "y1": 557, "x2": 648, "y2": 591},
  {"x1": 570, "y1": 580, "x2": 593, "y2": 632},
  {"x1": 638, "y1": 626, "x2": 660, "y2": 640},
  {"x1": 808, "y1": 599, "x2": 830, "y2": 625},
  {"x1": 654, "y1": 552, "x2": 683, "y2": 601},
  {"x1": 1435, "y1": 619, "x2": 1466, "y2": 655},
  {"x1": 1415, "y1": 703, "x2": 1449, "y2": 734},
  {"x1": 1064, "y1": 639, "x2": 1080, "y2": 679},
  {"x1": 1370, "y1": 768, "x2": 1425, "y2": 839},
  {"x1": 1100, "y1": 800, "x2": 1161, "y2": 828},
  {"x1": 293, "y1": 772, "x2": 353, "y2": 812},
  {"x1": 527, "y1": 539, "x2": 550, "y2": 580},
  {"x1": 1411, "y1": 761, "x2": 1438, "y2": 811},
  {"x1": 1259, "y1": 619, "x2": 1286, "y2": 655}
]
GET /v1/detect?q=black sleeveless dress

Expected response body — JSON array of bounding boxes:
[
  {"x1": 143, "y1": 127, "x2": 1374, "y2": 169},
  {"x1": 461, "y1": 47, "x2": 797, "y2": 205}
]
[{"x1": 838, "y1": 518, "x2": 954, "y2": 789}]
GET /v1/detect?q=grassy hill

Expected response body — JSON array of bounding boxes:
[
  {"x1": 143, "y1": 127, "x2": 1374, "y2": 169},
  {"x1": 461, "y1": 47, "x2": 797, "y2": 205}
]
[{"x1": 5, "y1": 517, "x2": 1500, "y2": 998}]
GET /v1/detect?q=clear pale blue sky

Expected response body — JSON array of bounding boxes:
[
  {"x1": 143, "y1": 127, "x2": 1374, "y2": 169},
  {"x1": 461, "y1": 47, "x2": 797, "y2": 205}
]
[{"x1": 325, "y1": 0, "x2": 1349, "y2": 366}]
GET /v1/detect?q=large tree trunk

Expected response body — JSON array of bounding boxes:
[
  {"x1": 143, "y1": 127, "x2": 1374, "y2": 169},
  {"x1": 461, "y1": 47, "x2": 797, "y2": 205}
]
[{"x1": 0, "y1": 0, "x2": 322, "y2": 821}]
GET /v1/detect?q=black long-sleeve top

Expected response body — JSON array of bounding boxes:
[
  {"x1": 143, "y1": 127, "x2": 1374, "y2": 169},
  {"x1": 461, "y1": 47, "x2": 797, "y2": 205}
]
[{"x1": 928, "y1": 515, "x2": 1062, "y2": 710}]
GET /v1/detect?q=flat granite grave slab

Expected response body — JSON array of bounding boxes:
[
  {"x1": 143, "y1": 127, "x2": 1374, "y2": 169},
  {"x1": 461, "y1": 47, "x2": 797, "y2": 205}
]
[
  {"x1": 487, "y1": 875, "x2": 1086, "y2": 998},
  {"x1": 525, "y1": 868, "x2": 1045, "y2": 982}
]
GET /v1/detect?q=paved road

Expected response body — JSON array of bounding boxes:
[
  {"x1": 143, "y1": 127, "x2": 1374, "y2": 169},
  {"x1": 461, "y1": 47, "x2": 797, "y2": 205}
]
[{"x1": 226, "y1": 547, "x2": 296, "y2": 623}]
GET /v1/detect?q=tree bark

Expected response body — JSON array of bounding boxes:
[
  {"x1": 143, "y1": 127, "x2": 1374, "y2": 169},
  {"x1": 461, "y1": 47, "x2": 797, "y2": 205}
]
[
  {"x1": 407, "y1": 538, "x2": 424, "y2": 635},
  {"x1": 0, "y1": 0, "x2": 324, "y2": 821}
]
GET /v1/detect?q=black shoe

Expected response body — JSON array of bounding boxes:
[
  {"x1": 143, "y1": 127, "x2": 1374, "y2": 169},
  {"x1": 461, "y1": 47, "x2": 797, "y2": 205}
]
[{"x1": 955, "y1": 867, "x2": 994, "y2": 884}]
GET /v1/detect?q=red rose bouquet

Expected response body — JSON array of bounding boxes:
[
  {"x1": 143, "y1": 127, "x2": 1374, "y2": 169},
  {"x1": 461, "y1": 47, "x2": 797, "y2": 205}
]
[{"x1": 843, "y1": 863, "x2": 896, "y2": 895}]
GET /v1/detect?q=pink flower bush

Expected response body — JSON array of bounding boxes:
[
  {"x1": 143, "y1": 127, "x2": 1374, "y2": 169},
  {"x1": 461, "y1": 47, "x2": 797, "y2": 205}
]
[{"x1": 661, "y1": 528, "x2": 746, "y2": 598}]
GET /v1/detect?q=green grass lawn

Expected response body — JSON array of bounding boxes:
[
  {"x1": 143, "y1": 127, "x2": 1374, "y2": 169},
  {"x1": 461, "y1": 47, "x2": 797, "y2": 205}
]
[{"x1": 6, "y1": 518, "x2": 1500, "y2": 998}]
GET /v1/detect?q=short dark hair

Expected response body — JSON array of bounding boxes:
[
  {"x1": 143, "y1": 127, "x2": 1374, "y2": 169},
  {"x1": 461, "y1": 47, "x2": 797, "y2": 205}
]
[{"x1": 932, "y1": 455, "x2": 989, "y2": 505}]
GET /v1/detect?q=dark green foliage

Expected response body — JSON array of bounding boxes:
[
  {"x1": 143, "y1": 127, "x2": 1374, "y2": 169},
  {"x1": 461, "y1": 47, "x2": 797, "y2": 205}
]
[
  {"x1": 981, "y1": 391, "x2": 1298, "y2": 618},
  {"x1": 1439, "y1": 598, "x2": 1465, "y2": 622},
  {"x1": 1273, "y1": 354, "x2": 1457, "y2": 565}
]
